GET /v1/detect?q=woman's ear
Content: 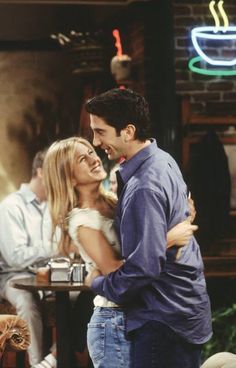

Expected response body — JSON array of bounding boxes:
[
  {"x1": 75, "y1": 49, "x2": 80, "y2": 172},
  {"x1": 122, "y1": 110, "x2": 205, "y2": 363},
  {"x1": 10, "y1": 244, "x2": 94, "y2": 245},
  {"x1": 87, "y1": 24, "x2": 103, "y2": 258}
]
[{"x1": 71, "y1": 177, "x2": 77, "y2": 187}]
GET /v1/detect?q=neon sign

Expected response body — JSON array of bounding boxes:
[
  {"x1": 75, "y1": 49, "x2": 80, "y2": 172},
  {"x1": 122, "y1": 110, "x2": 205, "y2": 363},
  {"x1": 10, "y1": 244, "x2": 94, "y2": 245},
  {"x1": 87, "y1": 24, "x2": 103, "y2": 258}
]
[
  {"x1": 189, "y1": 1, "x2": 236, "y2": 76},
  {"x1": 112, "y1": 29, "x2": 123, "y2": 57},
  {"x1": 110, "y1": 29, "x2": 132, "y2": 86}
]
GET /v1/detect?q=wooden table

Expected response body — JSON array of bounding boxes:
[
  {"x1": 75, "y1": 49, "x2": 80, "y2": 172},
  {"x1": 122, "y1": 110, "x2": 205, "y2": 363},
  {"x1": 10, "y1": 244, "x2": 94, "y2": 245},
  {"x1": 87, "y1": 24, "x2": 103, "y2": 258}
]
[{"x1": 11, "y1": 277, "x2": 90, "y2": 368}]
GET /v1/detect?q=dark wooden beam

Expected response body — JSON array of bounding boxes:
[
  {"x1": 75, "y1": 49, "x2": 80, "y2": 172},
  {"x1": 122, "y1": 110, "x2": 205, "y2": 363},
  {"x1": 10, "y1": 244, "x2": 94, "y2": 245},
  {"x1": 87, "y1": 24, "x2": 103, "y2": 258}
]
[{"x1": 0, "y1": 0, "x2": 150, "y2": 4}]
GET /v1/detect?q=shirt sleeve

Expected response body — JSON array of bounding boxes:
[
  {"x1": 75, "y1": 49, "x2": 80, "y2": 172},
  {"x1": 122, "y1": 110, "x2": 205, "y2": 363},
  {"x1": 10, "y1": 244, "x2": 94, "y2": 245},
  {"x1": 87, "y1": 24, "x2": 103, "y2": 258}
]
[
  {"x1": 0, "y1": 202, "x2": 54, "y2": 269},
  {"x1": 68, "y1": 208, "x2": 102, "y2": 241},
  {"x1": 92, "y1": 188, "x2": 168, "y2": 304}
]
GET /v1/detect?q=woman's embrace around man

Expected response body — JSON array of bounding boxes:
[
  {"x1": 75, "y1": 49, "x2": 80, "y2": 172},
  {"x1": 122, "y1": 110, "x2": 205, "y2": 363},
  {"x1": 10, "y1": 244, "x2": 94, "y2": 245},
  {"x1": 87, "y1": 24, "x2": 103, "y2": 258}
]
[{"x1": 43, "y1": 88, "x2": 212, "y2": 368}]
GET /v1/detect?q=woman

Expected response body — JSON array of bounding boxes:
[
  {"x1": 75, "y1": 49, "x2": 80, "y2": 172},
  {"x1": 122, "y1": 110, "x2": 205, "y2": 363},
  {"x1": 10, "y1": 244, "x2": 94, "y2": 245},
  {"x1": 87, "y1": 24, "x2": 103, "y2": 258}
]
[{"x1": 43, "y1": 136, "x2": 198, "y2": 368}]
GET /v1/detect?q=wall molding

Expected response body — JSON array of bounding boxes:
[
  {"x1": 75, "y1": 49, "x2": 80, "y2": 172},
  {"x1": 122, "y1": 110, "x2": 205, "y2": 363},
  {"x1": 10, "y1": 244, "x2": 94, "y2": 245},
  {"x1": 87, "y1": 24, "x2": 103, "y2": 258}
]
[{"x1": 0, "y1": 0, "x2": 149, "y2": 4}]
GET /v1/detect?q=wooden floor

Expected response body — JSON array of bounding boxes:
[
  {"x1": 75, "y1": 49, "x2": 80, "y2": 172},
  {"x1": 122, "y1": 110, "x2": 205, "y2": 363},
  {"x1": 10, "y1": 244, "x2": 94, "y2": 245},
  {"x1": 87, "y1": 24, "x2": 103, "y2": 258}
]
[
  {"x1": 2, "y1": 349, "x2": 92, "y2": 368},
  {"x1": 2, "y1": 351, "x2": 29, "y2": 368}
]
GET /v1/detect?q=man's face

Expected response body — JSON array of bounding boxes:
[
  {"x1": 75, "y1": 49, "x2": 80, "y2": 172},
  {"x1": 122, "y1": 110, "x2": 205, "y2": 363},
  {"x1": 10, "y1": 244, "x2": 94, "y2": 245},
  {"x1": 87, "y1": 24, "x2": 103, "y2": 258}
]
[
  {"x1": 90, "y1": 114, "x2": 126, "y2": 161},
  {"x1": 37, "y1": 168, "x2": 47, "y2": 202}
]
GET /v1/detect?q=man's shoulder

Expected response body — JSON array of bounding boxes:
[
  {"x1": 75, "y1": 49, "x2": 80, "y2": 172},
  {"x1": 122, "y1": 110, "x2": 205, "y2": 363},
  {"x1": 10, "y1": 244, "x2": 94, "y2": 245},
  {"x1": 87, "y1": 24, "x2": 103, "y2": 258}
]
[
  {"x1": 0, "y1": 190, "x2": 25, "y2": 209},
  {"x1": 141, "y1": 147, "x2": 183, "y2": 181}
]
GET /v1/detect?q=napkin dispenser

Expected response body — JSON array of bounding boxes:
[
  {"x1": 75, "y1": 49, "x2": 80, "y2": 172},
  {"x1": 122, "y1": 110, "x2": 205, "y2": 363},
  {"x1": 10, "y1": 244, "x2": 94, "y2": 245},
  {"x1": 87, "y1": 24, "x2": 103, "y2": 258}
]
[
  {"x1": 49, "y1": 257, "x2": 71, "y2": 282},
  {"x1": 71, "y1": 263, "x2": 86, "y2": 283}
]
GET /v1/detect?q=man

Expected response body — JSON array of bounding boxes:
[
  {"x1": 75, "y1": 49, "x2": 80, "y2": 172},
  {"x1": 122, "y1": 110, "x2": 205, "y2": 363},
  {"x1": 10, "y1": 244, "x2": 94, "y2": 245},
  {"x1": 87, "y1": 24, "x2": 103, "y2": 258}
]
[
  {"x1": 85, "y1": 88, "x2": 212, "y2": 368},
  {"x1": 0, "y1": 150, "x2": 58, "y2": 368}
]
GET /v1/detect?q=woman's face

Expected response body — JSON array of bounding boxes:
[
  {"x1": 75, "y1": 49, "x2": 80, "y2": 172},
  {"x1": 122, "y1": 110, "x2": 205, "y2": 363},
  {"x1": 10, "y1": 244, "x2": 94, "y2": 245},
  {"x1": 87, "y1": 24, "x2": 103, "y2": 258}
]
[{"x1": 72, "y1": 142, "x2": 107, "y2": 187}]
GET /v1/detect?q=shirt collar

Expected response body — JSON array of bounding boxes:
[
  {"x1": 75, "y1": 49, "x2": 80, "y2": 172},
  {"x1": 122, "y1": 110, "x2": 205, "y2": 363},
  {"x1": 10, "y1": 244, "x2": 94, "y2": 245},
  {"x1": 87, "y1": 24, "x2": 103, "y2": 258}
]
[
  {"x1": 119, "y1": 138, "x2": 158, "y2": 184},
  {"x1": 19, "y1": 183, "x2": 41, "y2": 204}
]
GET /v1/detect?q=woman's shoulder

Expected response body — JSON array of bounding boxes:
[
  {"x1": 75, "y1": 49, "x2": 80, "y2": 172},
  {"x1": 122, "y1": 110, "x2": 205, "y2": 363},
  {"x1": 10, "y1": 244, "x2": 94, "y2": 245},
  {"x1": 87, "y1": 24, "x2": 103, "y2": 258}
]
[{"x1": 68, "y1": 207, "x2": 104, "y2": 232}]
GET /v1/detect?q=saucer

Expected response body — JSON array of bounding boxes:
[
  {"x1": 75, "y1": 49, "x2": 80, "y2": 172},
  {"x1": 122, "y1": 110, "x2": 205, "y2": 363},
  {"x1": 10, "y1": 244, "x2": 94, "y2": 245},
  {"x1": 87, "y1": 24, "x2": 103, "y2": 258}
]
[{"x1": 188, "y1": 56, "x2": 236, "y2": 76}]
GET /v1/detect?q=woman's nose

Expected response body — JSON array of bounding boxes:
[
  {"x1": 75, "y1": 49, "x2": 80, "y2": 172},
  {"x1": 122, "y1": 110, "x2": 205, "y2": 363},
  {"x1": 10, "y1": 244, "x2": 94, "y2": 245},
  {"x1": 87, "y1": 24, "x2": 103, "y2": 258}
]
[{"x1": 87, "y1": 154, "x2": 97, "y2": 165}]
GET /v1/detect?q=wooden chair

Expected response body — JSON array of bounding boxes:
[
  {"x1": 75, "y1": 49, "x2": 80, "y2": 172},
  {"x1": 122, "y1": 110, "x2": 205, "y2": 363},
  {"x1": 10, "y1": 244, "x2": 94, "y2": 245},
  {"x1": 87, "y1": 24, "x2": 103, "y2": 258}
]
[
  {"x1": 0, "y1": 298, "x2": 56, "y2": 368},
  {"x1": 0, "y1": 314, "x2": 30, "y2": 368}
]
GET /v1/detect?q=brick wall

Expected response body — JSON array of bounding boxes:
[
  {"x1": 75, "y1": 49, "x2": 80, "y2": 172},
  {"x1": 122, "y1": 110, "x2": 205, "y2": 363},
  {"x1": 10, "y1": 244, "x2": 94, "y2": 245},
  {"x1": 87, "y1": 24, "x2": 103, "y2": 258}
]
[{"x1": 174, "y1": 0, "x2": 236, "y2": 115}]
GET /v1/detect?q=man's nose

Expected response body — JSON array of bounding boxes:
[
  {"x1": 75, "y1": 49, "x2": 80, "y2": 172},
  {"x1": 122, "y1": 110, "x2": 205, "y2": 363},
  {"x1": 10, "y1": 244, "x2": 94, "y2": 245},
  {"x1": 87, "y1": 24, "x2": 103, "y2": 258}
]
[{"x1": 92, "y1": 134, "x2": 101, "y2": 147}]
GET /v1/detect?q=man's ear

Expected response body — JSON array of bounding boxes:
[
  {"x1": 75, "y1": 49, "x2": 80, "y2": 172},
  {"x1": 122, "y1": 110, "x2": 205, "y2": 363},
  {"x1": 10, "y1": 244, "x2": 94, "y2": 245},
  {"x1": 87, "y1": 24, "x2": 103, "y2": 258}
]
[
  {"x1": 122, "y1": 124, "x2": 136, "y2": 142},
  {"x1": 37, "y1": 167, "x2": 43, "y2": 179}
]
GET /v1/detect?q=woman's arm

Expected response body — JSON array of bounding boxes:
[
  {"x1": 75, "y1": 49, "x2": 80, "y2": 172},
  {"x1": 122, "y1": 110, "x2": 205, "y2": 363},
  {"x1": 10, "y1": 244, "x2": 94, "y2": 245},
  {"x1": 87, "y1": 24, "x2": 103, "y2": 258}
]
[
  {"x1": 167, "y1": 219, "x2": 198, "y2": 248},
  {"x1": 167, "y1": 194, "x2": 198, "y2": 248},
  {"x1": 188, "y1": 193, "x2": 196, "y2": 223},
  {"x1": 77, "y1": 226, "x2": 123, "y2": 275},
  {"x1": 78, "y1": 217, "x2": 198, "y2": 277}
]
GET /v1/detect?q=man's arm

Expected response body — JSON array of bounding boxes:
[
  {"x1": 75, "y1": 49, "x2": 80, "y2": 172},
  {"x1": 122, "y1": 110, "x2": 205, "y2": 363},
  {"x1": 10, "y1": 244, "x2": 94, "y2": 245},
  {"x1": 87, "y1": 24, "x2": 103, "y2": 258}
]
[
  {"x1": 0, "y1": 204, "x2": 53, "y2": 269},
  {"x1": 91, "y1": 189, "x2": 169, "y2": 304}
]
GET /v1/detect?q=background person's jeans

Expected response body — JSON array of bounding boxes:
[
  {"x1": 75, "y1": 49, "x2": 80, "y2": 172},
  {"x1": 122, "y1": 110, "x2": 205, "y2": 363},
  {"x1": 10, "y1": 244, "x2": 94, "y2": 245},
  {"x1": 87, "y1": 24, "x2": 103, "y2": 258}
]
[
  {"x1": 87, "y1": 307, "x2": 131, "y2": 368},
  {"x1": 130, "y1": 321, "x2": 202, "y2": 368}
]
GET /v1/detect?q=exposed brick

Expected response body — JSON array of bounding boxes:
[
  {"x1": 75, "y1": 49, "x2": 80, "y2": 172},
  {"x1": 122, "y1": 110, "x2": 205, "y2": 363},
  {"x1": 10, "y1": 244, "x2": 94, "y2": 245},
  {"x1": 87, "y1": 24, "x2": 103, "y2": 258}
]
[
  {"x1": 175, "y1": 70, "x2": 191, "y2": 81},
  {"x1": 223, "y1": 92, "x2": 236, "y2": 100},
  {"x1": 195, "y1": 48, "x2": 219, "y2": 57},
  {"x1": 174, "y1": 6, "x2": 191, "y2": 16},
  {"x1": 191, "y1": 72, "x2": 215, "y2": 82},
  {"x1": 226, "y1": 6, "x2": 236, "y2": 13},
  {"x1": 176, "y1": 38, "x2": 191, "y2": 48},
  {"x1": 175, "y1": 17, "x2": 201, "y2": 27},
  {"x1": 193, "y1": 92, "x2": 221, "y2": 101},
  {"x1": 191, "y1": 102, "x2": 205, "y2": 114},
  {"x1": 173, "y1": 0, "x2": 236, "y2": 116},
  {"x1": 207, "y1": 102, "x2": 236, "y2": 115},
  {"x1": 176, "y1": 81, "x2": 205, "y2": 91},
  {"x1": 175, "y1": 49, "x2": 189, "y2": 58},
  {"x1": 175, "y1": 58, "x2": 191, "y2": 70},
  {"x1": 192, "y1": 5, "x2": 210, "y2": 16},
  {"x1": 174, "y1": 27, "x2": 190, "y2": 37},
  {"x1": 207, "y1": 82, "x2": 234, "y2": 91}
]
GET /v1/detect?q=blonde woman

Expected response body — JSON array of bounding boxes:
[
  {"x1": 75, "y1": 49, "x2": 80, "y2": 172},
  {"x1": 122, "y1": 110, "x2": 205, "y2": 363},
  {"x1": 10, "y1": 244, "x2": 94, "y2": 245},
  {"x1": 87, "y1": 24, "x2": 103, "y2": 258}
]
[{"x1": 43, "y1": 136, "x2": 198, "y2": 368}]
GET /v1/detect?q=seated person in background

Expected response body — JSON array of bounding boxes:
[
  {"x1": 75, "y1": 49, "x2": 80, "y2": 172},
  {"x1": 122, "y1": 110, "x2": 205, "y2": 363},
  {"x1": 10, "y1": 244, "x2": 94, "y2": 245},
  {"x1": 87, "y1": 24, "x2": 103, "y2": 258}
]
[{"x1": 0, "y1": 150, "x2": 59, "y2": 368}]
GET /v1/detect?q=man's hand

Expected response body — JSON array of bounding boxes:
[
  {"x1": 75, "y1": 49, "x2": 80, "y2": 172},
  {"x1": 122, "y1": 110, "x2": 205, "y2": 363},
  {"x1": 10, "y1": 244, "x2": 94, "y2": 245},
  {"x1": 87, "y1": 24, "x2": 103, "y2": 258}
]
[{"x1": 85, "y1": 268, "x2": 102, "y2": 287}]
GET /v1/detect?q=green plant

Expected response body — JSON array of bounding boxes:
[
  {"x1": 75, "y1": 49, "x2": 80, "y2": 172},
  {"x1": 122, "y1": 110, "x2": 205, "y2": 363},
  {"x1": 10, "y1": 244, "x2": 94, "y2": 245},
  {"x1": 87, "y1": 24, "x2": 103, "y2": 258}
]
[{"x1": 202, "y1": 304, "x2": 236, "y2": 361}]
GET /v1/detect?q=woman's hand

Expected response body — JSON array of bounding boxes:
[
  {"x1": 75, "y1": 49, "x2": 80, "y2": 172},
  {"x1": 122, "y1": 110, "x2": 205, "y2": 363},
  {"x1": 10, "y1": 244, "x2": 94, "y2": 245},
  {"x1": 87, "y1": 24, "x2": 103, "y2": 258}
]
[
  {"x1": 167, "y1": 218, "x2": 198, "y2": 248},
  {"x1": 85, "y1": 268, "x2": 102, "y2": 287},
  {"x1": 188, "y1": 193, "x2": 196, "y2": 223}
]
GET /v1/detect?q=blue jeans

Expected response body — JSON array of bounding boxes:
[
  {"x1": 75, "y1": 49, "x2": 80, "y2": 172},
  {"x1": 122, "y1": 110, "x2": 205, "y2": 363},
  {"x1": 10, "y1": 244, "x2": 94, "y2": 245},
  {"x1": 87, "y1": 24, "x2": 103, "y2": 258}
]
[
  {"x1": 87, "y1": 307, "x2": 131, "y2": 368},
  {"x1": 130, "y1": 321, "x2": 202, "y2": 368}
]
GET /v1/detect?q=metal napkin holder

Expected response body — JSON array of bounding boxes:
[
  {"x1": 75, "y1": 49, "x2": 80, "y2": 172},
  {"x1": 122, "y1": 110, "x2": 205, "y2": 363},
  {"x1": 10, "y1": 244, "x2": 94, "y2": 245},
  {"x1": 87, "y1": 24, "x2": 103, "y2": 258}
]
[{"x1": 48, "y1": 257, "x2": 85, "y2": 283}]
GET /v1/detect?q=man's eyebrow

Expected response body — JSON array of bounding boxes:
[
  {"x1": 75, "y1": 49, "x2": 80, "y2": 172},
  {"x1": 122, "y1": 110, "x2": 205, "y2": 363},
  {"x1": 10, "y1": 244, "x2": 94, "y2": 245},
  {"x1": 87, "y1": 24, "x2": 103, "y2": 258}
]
[{"x1": 93, "y1": 127, "x2": 105, "y2": 132}]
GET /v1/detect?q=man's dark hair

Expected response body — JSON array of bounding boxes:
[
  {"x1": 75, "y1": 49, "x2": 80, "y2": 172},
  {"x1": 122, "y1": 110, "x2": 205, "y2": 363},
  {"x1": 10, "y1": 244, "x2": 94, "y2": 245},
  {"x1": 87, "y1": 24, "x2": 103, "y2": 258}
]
[
  {"x1": 32, "y1": 149, "x2": 47, "y2": 177},
  {"x1": 85, "y1": 88, "x2": 151, "y2": 141}
]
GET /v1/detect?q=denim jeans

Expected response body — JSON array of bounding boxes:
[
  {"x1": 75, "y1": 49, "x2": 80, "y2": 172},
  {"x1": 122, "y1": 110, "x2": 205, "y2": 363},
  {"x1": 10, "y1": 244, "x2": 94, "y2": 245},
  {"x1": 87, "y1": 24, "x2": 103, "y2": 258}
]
[
  {"x1": 130, "y1": 321, "x2": 202, "y2": 368},
  {"x1": 87, "y1": 307, "x2": 131, "y2": 368}
]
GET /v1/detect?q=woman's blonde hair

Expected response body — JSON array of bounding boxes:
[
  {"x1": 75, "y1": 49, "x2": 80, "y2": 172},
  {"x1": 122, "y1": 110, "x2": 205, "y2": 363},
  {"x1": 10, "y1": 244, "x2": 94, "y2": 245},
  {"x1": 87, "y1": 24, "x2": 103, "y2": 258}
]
[{"x1": 43, "y1": 136, "x2": 116, "y2": 255}]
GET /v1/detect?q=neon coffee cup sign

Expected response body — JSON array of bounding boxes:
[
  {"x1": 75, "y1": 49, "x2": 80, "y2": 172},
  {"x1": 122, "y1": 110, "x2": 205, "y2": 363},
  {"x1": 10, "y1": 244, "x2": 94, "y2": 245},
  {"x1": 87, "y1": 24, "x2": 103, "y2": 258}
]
[{"x1": 189, "y1": 1, "x2": 236, "y2": 76}]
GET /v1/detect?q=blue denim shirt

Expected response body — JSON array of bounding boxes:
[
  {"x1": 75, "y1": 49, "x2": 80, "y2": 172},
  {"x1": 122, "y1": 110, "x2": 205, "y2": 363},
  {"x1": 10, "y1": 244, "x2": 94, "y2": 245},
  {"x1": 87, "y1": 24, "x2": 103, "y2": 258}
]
[{"x1": 92, "y1": 139, "x2": 212, "y2": 344}]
